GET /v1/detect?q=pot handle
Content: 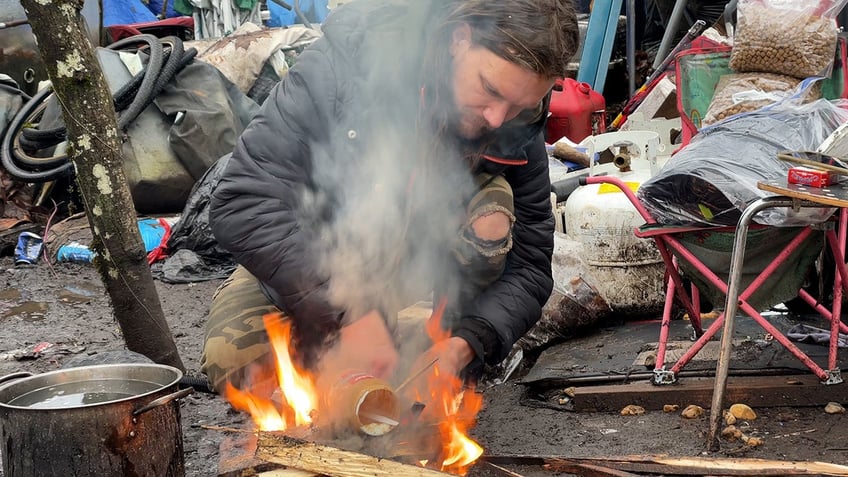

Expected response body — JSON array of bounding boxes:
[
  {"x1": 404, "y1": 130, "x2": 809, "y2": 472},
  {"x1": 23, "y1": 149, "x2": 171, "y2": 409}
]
[
  {"x1": 0, "y1": 372, "x2": 33, "y2": 386},
  {"x1": 133, "y1": 387, "x2": 194, "y2": 416}
]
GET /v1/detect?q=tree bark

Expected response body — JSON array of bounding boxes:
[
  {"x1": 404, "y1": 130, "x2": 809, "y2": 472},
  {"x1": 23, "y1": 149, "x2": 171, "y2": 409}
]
[{"x1": 19, "y1": 0, "x2": 185, "y2": 371}]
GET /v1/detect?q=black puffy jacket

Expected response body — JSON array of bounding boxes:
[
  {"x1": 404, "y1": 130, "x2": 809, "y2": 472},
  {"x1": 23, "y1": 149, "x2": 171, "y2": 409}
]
[{"x1": 210, "y1": 0, "x2": 554, "y2": 367}]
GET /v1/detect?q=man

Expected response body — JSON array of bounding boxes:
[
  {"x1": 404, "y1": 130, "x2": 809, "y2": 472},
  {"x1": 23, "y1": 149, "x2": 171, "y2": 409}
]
[{"x1": 201, "y1": 0, "x2": 579, "y2": 399}]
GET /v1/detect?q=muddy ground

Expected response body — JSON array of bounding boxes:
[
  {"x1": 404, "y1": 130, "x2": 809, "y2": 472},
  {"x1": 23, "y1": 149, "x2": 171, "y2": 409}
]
[{"x1": 1, "y1": 255, "x2": 847, "y2": 477}]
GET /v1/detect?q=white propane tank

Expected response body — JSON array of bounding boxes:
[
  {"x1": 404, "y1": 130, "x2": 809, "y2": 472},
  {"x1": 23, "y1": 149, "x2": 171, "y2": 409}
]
[{"x1": 563, "y1": 131, "x2": 667, "y2": 317}]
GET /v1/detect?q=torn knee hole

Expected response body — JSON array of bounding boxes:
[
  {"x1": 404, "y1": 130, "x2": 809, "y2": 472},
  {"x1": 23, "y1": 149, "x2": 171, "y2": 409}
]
[{"x1": 470, "y1": 209, "x2": 513, "y2": 242}]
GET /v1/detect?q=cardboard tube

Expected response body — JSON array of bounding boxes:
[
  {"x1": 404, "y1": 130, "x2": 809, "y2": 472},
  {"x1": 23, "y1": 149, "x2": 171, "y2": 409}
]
[{"x1": 326, "y1": 371, "x2": 400, "y2": 436}]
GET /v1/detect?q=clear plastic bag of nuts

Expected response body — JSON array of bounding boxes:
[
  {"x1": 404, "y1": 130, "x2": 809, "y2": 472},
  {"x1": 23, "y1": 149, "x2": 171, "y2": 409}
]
[
  {"x1": 729, "y1": 0, "x2": 848, "y2": 79},
  {"x1": 702, "y1": 73, "x2": 822, "y2": 126}
]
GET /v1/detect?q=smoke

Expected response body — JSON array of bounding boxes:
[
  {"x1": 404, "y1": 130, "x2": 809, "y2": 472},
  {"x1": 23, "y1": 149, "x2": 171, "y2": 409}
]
[
  {"x1": 302, "y1": 13, "x2": 473, "y2": 379},
  {"x1": 308, "y1": 111, "x2": 472, "y2": 334}
]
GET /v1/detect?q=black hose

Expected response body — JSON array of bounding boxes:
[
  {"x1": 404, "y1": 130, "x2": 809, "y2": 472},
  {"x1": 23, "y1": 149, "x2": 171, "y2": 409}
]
[
  {"x1": 0, "y1": 86, "x2": 73, "y2": 182},
  {"x1": 178, "y1": 375, "x2": 215, "y2": 394},
  {"x1": 19, "y1": 34, "x2": 165, "y2": 149},
  {"x1": 111, "y1": 34, "x2": 165, "y2": 131},
  {"x1": 112, "y1": 66, "x2": 148, "y2": 113},
  {"x1": 147, "y1": 37, "x2": 185, "y2": 102},
  {"x1": 3, "y1": 35, "x2": 195, "y2": 183}
]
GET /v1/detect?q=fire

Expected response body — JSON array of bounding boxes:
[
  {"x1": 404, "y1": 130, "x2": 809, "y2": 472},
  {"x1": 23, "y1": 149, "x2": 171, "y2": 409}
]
[
  {"x1": 417, "y1": 298, "x2": 485, "y2": 475},
  {"x1": 223, "y1": 304, "x2": 484, "y2": 476},
  {"x1": 436, "y1": 388, "x2": 484, "y2": 474},
  {"x1": 223, "y1": 313, "x2": 318, "y2": 431}
]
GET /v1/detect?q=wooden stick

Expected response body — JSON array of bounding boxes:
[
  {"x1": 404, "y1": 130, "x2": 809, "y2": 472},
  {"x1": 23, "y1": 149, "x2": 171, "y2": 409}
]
[
  {"x1": 545, "y1": 461, "x2": 642, "y2": 477},
  {"x1": 256, "y1": 432, "x2": 454, "y2": 477},
  {"x1": 772, "y1": 429, "x2": 817, "y2": 439},
  {"x1": 394, "y1": 358, "x2": 439, "y2": 394},
  {"x1": 201, "y1": 424, "x2": 255, "y2": 434},
  {"x1": 483, "y1": 462, "x2": 527, "y2": 477}
]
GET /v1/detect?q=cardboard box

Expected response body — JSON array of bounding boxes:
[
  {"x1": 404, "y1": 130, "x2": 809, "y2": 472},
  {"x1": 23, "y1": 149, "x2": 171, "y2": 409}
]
[{"x1": 788, "y1": 167, "x2": 834, "y2": 188}]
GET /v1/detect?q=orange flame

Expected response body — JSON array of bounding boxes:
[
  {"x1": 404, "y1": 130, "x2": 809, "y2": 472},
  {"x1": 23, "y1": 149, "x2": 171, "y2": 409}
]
[
  {"x1": 223, "y1": 314, "x2": 318, "y2": 431},
  {"x1": 417, "y1": 298, "x2": 485, "y2": 475},
  {"x1": 222, "y1": 304, "x2": 485, "y2": 476}
]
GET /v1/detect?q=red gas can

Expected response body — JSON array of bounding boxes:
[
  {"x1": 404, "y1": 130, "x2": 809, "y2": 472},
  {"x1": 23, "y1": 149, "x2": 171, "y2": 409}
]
[{"x1": 546, "y1": 78, "x2": 606, "y2": 144}]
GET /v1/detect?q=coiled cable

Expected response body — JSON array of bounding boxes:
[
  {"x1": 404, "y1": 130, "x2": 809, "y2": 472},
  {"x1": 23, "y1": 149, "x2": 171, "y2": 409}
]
[{"x1": 1, "y1": 35, "x2": 196, "y2": 183}]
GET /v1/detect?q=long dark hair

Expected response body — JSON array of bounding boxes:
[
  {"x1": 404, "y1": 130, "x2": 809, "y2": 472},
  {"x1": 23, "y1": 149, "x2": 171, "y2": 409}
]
[{"x1": 415, "y1": 0, "x2": 580, "y2": 167}]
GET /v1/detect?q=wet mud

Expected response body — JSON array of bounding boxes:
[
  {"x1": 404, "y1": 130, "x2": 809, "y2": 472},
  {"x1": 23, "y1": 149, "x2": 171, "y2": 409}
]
[{"x1": 0, "y1": 257, "x2": 845, "y2": 476}]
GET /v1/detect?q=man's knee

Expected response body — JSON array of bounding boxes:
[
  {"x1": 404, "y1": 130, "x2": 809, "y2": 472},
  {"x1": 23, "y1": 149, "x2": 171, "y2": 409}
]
[
  {"x1": 464, "y1": 205, "x2": 514, "y2": 258},
  {"x1": 470, "y1": 210, "x2": 512, "y2": 242}
]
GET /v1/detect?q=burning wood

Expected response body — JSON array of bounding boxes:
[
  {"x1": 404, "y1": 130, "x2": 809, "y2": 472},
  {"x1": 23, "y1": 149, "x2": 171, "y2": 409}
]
[
  {"x1": 256, "y1": 432, "x2": 455, "y2": 477},
  {"x1": 219, "y1": 313, "x2": 485, "y2": 475}
]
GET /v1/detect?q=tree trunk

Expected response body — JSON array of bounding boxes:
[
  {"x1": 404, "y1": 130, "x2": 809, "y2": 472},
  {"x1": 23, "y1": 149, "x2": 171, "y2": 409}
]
[{"x1": 19, "y1": 0, "x2": 185, "y2": 371}]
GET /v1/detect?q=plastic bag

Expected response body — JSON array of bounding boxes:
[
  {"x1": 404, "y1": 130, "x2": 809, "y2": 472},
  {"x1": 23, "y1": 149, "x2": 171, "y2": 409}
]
[
  {"x1": 483, "y1": 233, "x2": 611, "y2": 385},
  {"x1": 702, "y1": 73, "x2": 819, "y2": 126},
  {"x1": 518, "y1": 233, "x2": 611, "y2": 350},
  {"x1": 638, "y1": 85, "x2": 848, "y2": 227},
  {"x1": 729, "y1": 0, "x2": 848, "y2": 79},
  {"x1": 152, "y1": 155, "x2": 237, "y2": 283}
]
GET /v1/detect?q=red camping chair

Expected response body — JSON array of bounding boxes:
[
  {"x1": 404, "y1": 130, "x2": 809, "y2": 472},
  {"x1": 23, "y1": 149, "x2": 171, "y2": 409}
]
[{"x1": 580, "y1": 174, "x2": 848, "y2": 385}]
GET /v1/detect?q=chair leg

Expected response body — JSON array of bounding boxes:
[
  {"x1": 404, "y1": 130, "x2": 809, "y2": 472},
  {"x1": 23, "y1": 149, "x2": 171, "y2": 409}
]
[
  {"x1": 824, "y1": 212, "x2": 848, "y2": 381},
  {"x1": 653, "y1": 270, "x2": 678, "y2": 385}
]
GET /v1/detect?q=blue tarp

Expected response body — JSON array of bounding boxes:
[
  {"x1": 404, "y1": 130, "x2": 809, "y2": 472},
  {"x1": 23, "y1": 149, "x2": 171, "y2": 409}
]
[
  {"x1": 147, "y1": 0, "x2": 182, "y2": 19},
  {"x1": 103, "y1": 0, "x2": 158, "y2": 26},
  {"x1": 267, "y1": 0, "x2": 328, "y2": 27}
]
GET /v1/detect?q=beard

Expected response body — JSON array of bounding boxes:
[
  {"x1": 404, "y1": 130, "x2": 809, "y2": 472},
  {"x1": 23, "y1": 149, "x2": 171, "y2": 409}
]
[
  {"x1": 454, "y1": 113, "x2": 491, "y2": 140},
  {"x1": 443, "y1": 103, "x2": 494, "y2": 140}
]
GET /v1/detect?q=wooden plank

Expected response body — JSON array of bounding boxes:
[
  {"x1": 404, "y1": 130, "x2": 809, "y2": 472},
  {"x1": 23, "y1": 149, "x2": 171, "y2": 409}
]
[
  {"x1": 544, "y1": 455, "x2": 848, "y2": 476},
  {"x1": 256, "y1": 432, "x2": 454, "y2": 477},
  {"x1": 758, "y1": 180, "x2": 848, "y2": 209},
  {"x1": 217, "y1": 433, "x2": 289, "y2": 477},
  {"x1": 486, "y1": 455, "x2": 848, "y2": 476},
  {"x1": 570, "y1": 374, "x2": 845, "y2": 412}
]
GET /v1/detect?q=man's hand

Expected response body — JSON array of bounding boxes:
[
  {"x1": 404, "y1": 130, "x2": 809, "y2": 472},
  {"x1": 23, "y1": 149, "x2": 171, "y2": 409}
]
[
  {"x1": 401, "y1": 336, "x2": 476, "y2": 404},
  {"x1": 429, "y1": 336, "x2": 475, "y2": 380},
  {"x1": 317, "y1": 310, "x2": 399, "y2": 387}
]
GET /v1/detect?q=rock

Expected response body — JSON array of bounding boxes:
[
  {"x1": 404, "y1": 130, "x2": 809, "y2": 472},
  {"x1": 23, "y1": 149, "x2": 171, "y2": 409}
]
[
  {"x1": 824, "y1": 402, "x2": 845, "y2": 414},
  {"x1": 681, "y1": 404, "x2": 704, "y2": 419},
  {"x1": 729, "y1": 403, "x2": 757, "y2": 420},
  {"x1": 663, "y1": 404, "x2": 679, "y2": 413},
  {"x1": 620, "y1": 404, "x2": 646, "y2": 416},
  {"x1": 721, "y1": 425, "x2": 742, "y2": 441}
]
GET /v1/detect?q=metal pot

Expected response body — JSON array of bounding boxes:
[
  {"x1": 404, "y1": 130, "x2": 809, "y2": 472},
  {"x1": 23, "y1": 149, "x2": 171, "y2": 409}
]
[{"x1": 0, "y1": 363, "x2": 193, "y2": 477}]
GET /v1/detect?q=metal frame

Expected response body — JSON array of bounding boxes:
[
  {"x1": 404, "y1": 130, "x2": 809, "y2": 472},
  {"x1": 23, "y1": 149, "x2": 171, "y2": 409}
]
[
  {"x1": 706, "y1": 186, "x2": 848, "y2": 449},
  {"x1": 582, "y1": 175, "x2": 847, "y2": 387}
]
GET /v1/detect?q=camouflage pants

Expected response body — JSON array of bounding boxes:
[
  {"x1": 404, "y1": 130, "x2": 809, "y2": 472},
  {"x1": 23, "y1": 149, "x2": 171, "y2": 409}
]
[{"x1": 200, "y1": 173, "x2": 515, "y2": 393}]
